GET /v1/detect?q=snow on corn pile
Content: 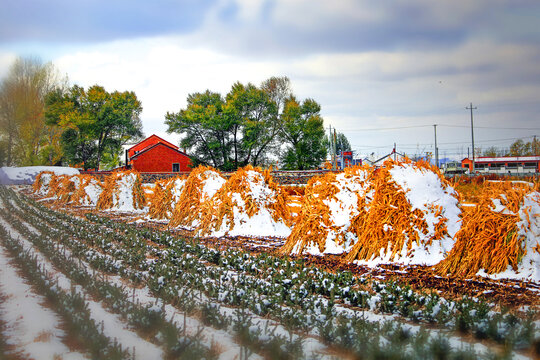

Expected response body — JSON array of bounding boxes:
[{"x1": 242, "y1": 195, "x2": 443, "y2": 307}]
[
  {"x1": 169, "y1": 165, "x2": 226, "y2": 229},
  {"x1": 52, "y1": 175, "x2": 83, "y2": 204},
  {"x1": 33, "y1": 173, "x2": 103, "y2": 206},
  {"x1": 96, "y1": 171, "x2": 145, "y2": 212},
  {"x1": 281, "y1": 159, "x2": 461, "y2": 266},
  {"x1": 436, "y1": 181, "x2": 540, "y2": 281},
  {"x1": 280, "y1": 165, "x2": 372, "y2": 255},
  {"x1": 147, "y1": 176, "x2": 186, "y2": 220},
  {"x1": 71, "y1": 175, "x2": 103, "y2": 206},
  {"x1": 346, "y1": 159, "x2": 460, "y2": 266},
  {"x1": 33, "y1": 171, "x2": 55, "y2": 196},
  {"x1": 198, "y1": 165, "x2": 291, "y2": 238},
  {"x1": 0, "y1": 166, "x2": 79, "y2": 185},
  {"x1": 33, "y1": 172, "x2": 73, "y2": 199}
]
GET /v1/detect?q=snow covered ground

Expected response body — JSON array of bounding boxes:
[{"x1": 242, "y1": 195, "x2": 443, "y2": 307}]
[
  {"x1": 2, "y1": 185, "x2": 533, "y2": 359},
  {"x1": 0, "y1": 166, "x2": 79, "y2": 185}
]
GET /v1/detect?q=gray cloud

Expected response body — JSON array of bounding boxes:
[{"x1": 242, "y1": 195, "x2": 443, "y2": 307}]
[
  {"x1": 0, "y1": 0, "x2": 216, "y2": 42},
  {"x1": 188, "y1": 0, "x2": 540, "y2": 58},
  {"x1": 3, "y1": 0, "x2": 539, "y2": 55}
]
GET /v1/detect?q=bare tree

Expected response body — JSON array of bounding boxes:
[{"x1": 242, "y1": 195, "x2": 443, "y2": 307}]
[{"x1": 0, "y1": 56, "x2": 66, "y2": 166}]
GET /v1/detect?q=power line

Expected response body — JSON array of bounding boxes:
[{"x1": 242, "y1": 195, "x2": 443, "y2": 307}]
[
  {"x1": 352, "y1": 135, "x2": 535, "y2": 149},
  {"x1": 438, "y1": 124, "x2": 540, "y2": 130},
  {"x1": 341, "y1": 125, "x2": 432, "y2": 131},
  {"x1": 340, "y1": 124, "x2": 540, "y2": 132}
]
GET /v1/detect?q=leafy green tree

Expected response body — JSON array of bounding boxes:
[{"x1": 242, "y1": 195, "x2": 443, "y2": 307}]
[
  {"x1": 166, "y1": 77, "x2": 326, "y2": 171},
  {"x1": 165, "y1": 90, "x2": 229, "y2": 169},
  {"x1": 45, "y1": 85, "x2": 143, "y2": 170},
  {"x1": 166, "y1": 82, "x2": 280, "y2": 170},
  {"x1": 225, "y1": 82, "x2": 278, "y2": 167},
  {"x1": 261, "y1": 76, "x2": 291, "y2": 115},
  {"x1": 279, "y1": 96, "x2": 327, "y2": 170},
  {"x1": 59, "y1": 128, "x2": 98, "y2": 170}
]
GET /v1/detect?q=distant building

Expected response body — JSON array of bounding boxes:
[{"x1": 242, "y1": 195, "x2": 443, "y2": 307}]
[
  {"x1": 461, "y1": 156, "x2": 540, "y2": 174},
  {"x1": 367, "y1": 147, "x2": 407, "y2": 166},
  {"x1": 443, "y1": 161, "x2": 467, "y2": 175},
  {"x1": 126, "y1": 134, "x2": 192, "y2": 173}
]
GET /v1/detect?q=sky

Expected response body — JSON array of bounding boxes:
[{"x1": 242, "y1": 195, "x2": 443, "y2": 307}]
[{"x1": 1, "y1": 0, "x2": 540, "y2": 161}]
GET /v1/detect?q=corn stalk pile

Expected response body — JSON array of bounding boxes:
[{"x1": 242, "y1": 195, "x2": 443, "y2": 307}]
[
  {"x1": 32, "y1": 171, "x2": 55, "y2": 196},
  {"x1": 46, "y1": 174, "x2": 69, "y2": 199},
  {"x1": 96, "y1": 170, "x2": 146, "y2": 211},
  {"x1": 70, "y1": 175, "x2": 103, "y2": 206},
  {"x1": 281, "y1": 159, "x2": 460, "y2": 266},
  {"x1": 197, "y1": 165, "x2": 291, "y2": 237},
  {"x1": 54, "y1": 175, "x2": 79, "y2": 204},
  {"x1": 280, "y1": 165, "x2": 373, "y2": 256},
  {"x1": 435, "y1": 181, "x2": 540, "y2": 278},
  {"x1": 147, "y1": 176, "x2": 186, "y2": 220},
  {"x1": 169, "y1": 166, "x2": 226, "y2": 229},
  {"x1": 345, "y1": 159, "x2": 459, "y2": 265}
]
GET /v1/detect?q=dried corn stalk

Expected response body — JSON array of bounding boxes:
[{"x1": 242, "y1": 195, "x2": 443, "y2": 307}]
[
  {"x1": 345, "y1": 158, "x2": 457, "y2": 263},
  {"x1": 96, "y1": 170, "x2": 145, "y2": 211},
  {"x1": 279, "y1": 164, "x2": 372, "y2": 255},
  {"x1": 54, "y1": 175, "x2": 79, "y2": 204},
  {"x1": 147, "y1": 176, "x2": 186, "y2": 220},
  {"x1": 197, "y1": 165, "x2": 291, "y2": 237},
  {"x1": 345, "y1": 166, "x2": 427, "y2": 262},
  {"x1": 435, "y1": 181, "x2": 536, "y2": 277},
  {"x1": 169, "y1": 165, "x2": 225, "y2": 229},
  {"x1": 47, "y1": 174, "x2": 67, "y2": 198},
  {"x1": 70, "y1": 175, "x2": 103, "y2": 206},
  {"x1": 33, "y1": 171, "x2": 55, "y2": 194}
]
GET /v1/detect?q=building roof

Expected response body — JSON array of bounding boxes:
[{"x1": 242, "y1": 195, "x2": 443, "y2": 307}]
[
  {"x1": 130, "y1": 142, "x2": 189, "y2": 160},
  {"x1": 127, "y1": 134, "x2": 178, "y2": 152},
  {"x1": 464, "y1": 155, "x2": 540, "y2": 163}
]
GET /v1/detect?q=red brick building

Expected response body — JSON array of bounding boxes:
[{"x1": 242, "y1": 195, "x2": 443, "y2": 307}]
[{"x1": 127, "y1": 135, "x2": 192, "y2": 173}]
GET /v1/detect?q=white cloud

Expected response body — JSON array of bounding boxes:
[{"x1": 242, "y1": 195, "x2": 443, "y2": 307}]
[
  {"x1": 0, "y1": 52, "x2": 16, "y2": 79},
  {"x1": 54, "y1": 36, "x2": 284, "y2": 136}
]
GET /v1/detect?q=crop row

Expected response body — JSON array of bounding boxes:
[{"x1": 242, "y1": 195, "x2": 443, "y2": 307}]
[
  {"x1": 4, "y1": 186, "x2": 540, "y2": 358},
  {"x1": 0, "y1": 195, "x2": 212, "y2": 359}
]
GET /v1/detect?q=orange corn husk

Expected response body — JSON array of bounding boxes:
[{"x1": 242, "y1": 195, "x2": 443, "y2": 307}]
[
  {"x1": 169, "y1": 165, "x2": 225, "y2": 228},
  {"x1": 197, "y1": 165, "x2": 291, "y2": 236},
  {"x1": 435, "y1": 181, "x2": 535, "y2": 277}
]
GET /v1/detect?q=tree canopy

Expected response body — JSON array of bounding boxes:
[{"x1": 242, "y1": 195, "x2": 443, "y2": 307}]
[
  {"x1": 45, "y1": 84, "x2": 143, "y2": 170},
  {"x1": 165, "y1": 77, "x2": 327, "y2": 171},
  {"x1": 279, "y1": 96, "x2": 327, "y2": 170},
  {"x1": 480, "y1": 138, "x2": 539, "y2": 158}
]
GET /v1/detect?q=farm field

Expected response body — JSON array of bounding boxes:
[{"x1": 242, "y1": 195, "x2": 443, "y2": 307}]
[{"x1": 0, "y1": 161, "x2": 539, "y2": 359}]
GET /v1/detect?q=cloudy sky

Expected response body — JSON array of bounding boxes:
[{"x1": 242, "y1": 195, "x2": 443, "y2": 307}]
[{"x1": 1, "y1": 0, "x2": 539, "y2": 160}]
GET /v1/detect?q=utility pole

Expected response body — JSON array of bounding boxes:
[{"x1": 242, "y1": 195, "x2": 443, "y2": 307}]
[
  {"x1": 328, "y1": 125, "x2": 337, "y2": 170},
  {"x1": 333, "y1": 129, "x2": 338, "y2": 170},
  {"x1": 466, "y1": 103, "x2": 477, "y2": 173},
  {"x1": 433, "y1": 124, "x2": 439, "y2": 168},
  {"x1": 328, "y1": 125, "x2": 333, "y2": 169}
]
